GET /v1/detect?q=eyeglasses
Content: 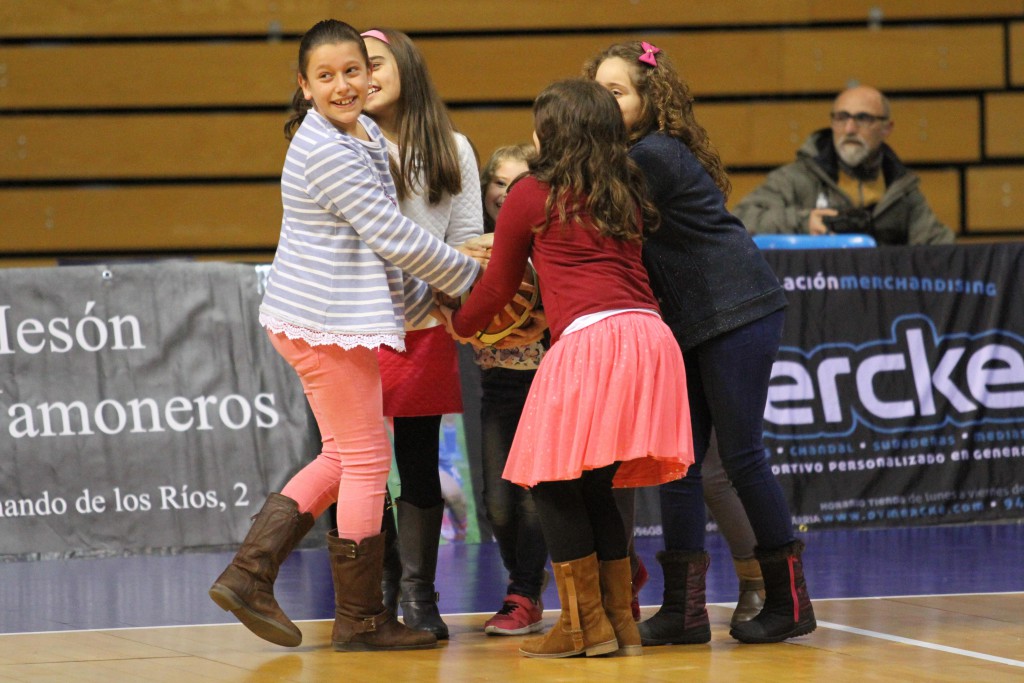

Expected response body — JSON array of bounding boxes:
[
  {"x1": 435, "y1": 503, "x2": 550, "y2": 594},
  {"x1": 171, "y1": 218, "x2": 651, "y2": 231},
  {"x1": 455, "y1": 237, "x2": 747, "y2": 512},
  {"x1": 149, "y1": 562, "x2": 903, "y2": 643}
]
[{"x1": 830, "y1": 111, "x2": 888, "y2": 126}]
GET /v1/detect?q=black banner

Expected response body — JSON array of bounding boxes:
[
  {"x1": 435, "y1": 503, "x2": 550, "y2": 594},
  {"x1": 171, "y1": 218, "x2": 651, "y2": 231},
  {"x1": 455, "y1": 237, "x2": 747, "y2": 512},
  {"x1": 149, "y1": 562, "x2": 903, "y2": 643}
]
[
  {"x1": 0, "y1": 263, "x2": 319, "y2": 559},
  {"x1": 763, "y1": 244, "x2": 1024, "y2": 529},
  {"x1": 5, "y1": 251, "x2": 1020, "y2": 558}
]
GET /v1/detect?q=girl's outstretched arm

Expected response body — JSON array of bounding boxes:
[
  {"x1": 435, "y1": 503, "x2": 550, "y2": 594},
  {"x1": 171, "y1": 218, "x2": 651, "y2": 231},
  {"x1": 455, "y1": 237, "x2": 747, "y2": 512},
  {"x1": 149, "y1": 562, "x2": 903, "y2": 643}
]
[{"x1": 303, "y1": 138, "x2": 480, "y2": 297}]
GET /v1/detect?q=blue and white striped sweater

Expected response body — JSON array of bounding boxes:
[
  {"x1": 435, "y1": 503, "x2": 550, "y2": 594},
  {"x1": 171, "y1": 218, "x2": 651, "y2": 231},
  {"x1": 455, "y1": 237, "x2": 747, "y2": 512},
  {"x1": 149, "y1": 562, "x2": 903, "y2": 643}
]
[{"x1": 259, "y1": 111, "x2": 479, "y2": 350}]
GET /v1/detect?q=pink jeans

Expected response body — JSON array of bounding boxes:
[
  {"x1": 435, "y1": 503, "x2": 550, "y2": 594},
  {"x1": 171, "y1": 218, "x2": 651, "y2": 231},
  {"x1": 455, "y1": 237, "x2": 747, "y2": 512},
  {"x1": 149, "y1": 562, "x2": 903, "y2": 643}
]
[{"x1": 268, "y1": 331, "x2": 391, "y2": 542}]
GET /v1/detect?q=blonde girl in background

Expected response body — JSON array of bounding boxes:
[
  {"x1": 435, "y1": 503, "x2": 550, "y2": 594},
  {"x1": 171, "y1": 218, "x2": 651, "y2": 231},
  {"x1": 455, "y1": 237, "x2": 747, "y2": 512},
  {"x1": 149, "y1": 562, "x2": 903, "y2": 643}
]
[{"x1": 473, "y1": 144, "x2": 552, "y2": 636}]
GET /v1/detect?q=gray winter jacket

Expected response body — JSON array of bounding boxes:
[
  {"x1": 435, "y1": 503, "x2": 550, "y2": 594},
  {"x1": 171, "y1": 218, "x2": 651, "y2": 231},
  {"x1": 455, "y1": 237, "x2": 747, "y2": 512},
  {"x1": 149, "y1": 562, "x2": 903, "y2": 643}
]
[{"x1": 733, "y1": 129, "x2": 954, "y2": 246}]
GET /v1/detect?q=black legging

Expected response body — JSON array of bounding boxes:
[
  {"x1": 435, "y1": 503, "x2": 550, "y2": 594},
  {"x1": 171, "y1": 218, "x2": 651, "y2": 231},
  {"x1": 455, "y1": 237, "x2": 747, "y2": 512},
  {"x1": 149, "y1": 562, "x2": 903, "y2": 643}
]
[
  {"x1": 530, "y1": 464, "x2": 626, "y2": 563},
  {"x1": 392, "y1": 415, "x2": 444, "y2": 508}
]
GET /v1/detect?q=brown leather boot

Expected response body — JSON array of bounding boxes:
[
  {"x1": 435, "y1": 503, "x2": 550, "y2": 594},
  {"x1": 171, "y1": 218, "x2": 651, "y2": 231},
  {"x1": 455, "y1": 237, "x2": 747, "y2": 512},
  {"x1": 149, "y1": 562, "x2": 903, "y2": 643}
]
[
  {"x1": 730, "y1": 557, "x2": 766, "y2": 627},
  {"x1": 328, "y1": 530, "x2": 437, "y2": 651},
  {"x1": 209, "y1": 493, "x2": 315, "y2": 647},
  {"x1": 599, "y1": 557, "x2": 643, "y2": 656},
  {"x1": 519, "y1": 553, "x2": 618, "y2": 658}
]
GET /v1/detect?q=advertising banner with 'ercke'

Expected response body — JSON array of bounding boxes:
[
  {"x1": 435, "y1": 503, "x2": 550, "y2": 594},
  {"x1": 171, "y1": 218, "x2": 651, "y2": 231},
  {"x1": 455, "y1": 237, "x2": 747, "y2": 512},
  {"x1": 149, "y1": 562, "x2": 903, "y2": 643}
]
[{"x1": 762, "y1": 244, "x2": 1024, "y2": 529}]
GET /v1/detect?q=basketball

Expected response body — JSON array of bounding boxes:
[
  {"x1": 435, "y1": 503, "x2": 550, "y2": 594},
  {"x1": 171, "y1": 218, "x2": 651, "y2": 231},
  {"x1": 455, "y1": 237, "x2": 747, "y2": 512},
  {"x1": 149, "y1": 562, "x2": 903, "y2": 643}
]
[{"x1": 460, "y1": 234, "x2": 541, "y2": 345}]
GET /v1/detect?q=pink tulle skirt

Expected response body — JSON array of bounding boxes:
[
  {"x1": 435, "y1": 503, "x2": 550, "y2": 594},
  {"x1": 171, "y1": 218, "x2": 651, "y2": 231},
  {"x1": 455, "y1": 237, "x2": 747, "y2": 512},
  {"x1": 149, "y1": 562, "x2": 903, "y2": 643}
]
[{"x1": 503, "y1": 311, "x2": 693, "y2": 488}]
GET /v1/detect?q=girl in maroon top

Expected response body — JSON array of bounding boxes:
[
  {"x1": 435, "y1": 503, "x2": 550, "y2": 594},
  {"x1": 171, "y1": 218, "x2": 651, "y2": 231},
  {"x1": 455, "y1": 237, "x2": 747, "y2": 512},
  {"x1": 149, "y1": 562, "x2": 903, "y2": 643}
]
[{"x1": 445, "y1": 79, "x2": 694, "y2": 659}]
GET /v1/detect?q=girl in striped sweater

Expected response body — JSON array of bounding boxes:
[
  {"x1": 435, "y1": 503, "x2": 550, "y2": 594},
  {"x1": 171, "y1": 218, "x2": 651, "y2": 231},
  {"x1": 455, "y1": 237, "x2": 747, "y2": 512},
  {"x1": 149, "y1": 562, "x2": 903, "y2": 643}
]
[{"x1": 209, "y1": 19, "x2": 479, "y2": 653}]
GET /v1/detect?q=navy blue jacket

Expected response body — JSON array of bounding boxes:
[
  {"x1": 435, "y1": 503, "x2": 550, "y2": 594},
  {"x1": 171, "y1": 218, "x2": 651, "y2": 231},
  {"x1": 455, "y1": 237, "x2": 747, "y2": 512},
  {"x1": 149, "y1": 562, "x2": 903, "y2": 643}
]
[{"x1": 632, "y1": 133, "x2": 787, "y2": 351}]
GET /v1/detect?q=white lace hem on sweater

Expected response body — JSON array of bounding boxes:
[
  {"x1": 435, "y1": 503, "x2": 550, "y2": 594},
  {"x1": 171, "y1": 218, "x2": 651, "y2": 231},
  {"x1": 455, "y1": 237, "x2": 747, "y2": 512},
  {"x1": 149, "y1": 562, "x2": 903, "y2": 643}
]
[{"x1": 260, "y1": 313, "x2": 405, "y2": 352}]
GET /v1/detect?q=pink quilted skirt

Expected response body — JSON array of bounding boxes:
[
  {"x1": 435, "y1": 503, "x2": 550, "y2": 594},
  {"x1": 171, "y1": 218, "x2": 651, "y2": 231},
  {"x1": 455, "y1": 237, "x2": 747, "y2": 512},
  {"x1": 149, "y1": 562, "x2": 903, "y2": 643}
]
[
  {"x1": 503, "y1": 311, "x2": 693, "y2": 488},
  {"x1": 378, "y1": 326, "x2": 462, "y2": 417}
]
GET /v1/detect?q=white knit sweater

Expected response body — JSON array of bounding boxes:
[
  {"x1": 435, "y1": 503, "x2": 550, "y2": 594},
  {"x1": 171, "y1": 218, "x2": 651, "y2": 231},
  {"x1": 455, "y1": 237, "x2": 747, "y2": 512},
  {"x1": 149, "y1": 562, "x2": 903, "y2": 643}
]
[{"x1": 386, "y1": 133, "x2": 483, "y2": 330}]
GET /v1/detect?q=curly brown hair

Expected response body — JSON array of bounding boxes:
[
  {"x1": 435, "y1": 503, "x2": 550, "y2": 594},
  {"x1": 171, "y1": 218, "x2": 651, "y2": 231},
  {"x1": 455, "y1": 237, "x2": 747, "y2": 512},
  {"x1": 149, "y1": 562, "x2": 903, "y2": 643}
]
[
  {"x1": 583, "y1": 41, "x2": 731, "y2": 199},
  {"x1": 530, "y1": 79, "x2": 658, "y2": 241}
]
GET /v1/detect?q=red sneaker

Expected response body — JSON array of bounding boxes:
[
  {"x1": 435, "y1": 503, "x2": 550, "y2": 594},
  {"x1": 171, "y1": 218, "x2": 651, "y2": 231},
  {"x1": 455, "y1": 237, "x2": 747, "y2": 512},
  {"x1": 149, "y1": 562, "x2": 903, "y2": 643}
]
[
  {"x1": 631, "y1": 556, "x2": 649, "y2": 622},
  {"x1": 483, "y1": 593, "x2": 544, "y2": 635}
]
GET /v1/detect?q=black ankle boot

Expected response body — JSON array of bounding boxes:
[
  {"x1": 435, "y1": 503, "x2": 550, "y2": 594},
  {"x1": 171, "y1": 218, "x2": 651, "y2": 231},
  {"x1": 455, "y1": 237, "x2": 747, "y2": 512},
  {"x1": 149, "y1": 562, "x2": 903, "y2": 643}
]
[
  {"x1": 730, "y1": 540, "x2": 816, "y2": 643},
  {"x1": 397, "y1": 499, "x2": 449, "y2": 640},
  {"x1": 637, "y1": 549, "x2": 711, "y2": 646}
]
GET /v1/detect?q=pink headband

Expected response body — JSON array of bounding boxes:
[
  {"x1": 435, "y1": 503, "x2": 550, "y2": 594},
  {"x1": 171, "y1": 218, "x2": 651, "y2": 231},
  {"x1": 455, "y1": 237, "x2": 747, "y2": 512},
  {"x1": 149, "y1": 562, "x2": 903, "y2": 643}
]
[
  {"x1": 639, "y1": 41, "x2": 661, "y2": 67},
  {"x1": 361, "y1": 29, "x2": 390, "y2": 45}
]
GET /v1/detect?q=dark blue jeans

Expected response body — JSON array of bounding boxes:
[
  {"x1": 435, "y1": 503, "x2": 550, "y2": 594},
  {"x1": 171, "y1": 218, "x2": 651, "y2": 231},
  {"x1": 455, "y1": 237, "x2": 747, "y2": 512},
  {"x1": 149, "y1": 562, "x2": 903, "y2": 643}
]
[
  {"x1": 480, "y1": 367, "x2": 548, "y2": 600},
  {"x1": 660, "y1": 309, "x2": 794, "y2": 552}
]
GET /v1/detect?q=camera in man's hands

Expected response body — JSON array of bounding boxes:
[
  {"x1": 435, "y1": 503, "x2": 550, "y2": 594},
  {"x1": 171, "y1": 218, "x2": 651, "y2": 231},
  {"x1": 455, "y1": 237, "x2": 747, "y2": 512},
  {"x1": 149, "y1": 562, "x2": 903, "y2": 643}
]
[{"x1": 822, "y1": 208, "x2": 875, "y2": 235}]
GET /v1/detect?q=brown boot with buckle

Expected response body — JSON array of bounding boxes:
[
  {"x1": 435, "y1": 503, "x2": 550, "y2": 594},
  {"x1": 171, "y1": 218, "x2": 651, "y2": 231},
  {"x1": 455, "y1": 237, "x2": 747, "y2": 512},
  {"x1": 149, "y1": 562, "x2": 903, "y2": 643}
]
[{"x1": 328, "y1": 530, "x2": 437, "y2": 651}]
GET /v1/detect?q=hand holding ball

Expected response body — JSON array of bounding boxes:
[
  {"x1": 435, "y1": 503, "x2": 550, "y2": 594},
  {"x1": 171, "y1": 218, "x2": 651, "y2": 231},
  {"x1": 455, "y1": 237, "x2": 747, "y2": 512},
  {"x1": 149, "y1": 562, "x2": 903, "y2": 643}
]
[{"x1": 454, "y1": 233, "x2": 541, "y2": 345}]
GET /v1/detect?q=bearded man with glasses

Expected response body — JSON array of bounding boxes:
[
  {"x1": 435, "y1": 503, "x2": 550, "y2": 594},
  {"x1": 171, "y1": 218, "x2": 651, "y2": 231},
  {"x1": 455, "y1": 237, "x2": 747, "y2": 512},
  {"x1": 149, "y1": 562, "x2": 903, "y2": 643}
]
[{"x1": 735, "y1": 85, "x2": 954, "y2": 245}]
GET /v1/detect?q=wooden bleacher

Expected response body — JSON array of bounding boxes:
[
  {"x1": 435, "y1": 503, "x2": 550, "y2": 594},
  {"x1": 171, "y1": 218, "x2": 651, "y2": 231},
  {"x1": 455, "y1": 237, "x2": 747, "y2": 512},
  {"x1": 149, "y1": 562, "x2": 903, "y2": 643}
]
[{"x1": 2, "y1": 1, "x2": 1023, "y2": 266}]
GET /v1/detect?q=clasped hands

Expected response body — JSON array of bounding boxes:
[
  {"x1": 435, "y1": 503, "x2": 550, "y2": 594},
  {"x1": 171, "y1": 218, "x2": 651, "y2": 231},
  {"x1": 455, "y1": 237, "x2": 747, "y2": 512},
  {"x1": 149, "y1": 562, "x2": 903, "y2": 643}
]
[
  {"x1": 432, "y1": 241, "x2": 546, "y2": 348},
  {"x1": 433, "y1": 295, "x2": 546, "y2": 350}
]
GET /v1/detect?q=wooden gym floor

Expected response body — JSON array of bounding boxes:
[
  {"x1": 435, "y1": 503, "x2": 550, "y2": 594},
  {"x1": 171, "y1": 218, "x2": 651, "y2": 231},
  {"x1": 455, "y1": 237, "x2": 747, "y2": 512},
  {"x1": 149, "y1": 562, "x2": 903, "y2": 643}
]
[{"x1": 1, "y1": 523, "x2": 1021, "y2": 682}]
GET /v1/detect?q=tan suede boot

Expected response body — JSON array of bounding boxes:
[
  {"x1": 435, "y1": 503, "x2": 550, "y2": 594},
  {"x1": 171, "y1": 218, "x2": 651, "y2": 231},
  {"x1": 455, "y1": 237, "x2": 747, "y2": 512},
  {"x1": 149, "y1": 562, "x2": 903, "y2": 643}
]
[
  {"x1": 328, "y1": 531, "x2": 437, "y2": 651},
  {"x1": 519, "y1": 553, "x2": 618, "y2": 658},
  {"x1": 209, "y1": 493, "x2": 314, "y2": 647},
  {"x1": 599, "y1": 557, "x2": 643, "y2": 656},
  {"x1": 730, "y1": 557, "x2": 766, "y2": 628}
]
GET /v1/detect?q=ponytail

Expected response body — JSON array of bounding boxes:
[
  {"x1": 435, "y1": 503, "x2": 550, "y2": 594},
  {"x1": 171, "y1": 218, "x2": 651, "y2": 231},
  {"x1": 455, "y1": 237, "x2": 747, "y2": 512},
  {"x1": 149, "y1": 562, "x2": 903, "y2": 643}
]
[{"x1": 284, "y1": 88, "x2": 313, "y2": 140}]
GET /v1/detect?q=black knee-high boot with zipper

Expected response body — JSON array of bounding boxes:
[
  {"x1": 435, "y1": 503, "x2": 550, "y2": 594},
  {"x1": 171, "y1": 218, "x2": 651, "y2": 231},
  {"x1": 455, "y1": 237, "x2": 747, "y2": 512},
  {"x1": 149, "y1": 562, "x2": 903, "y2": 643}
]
[
  {"x1": 380, "y1": 489, "x2": 402, "y2": 616},
  {"x1": 396, "y1": 498, "x2": 449, "y2": 639}
]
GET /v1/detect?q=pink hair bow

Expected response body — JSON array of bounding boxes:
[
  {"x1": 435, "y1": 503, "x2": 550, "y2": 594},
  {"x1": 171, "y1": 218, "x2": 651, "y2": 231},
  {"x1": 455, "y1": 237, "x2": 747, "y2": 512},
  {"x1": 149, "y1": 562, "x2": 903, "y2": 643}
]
[{"x1": 638, "y1": 41, "x2": 661, "y2": 67}]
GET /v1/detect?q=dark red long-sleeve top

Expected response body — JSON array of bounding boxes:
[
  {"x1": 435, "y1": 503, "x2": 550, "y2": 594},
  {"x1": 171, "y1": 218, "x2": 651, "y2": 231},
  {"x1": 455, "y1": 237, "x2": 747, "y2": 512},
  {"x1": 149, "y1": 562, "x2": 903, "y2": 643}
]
[{"x1": 452, "y1": 176, "x2": 659, "y2": 345}]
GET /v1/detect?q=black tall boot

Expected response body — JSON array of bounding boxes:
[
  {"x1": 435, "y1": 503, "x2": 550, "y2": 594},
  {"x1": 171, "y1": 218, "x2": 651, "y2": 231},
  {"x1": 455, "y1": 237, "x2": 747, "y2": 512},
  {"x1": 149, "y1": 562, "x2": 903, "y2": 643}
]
[
  {"x1": 380, "y1": 489, "x2": 402, "y2": 617},
  {"x1": 396, "y1": 498, "x2": 449, "y2": 639},
  {"x1": 637, "y1": 549, "x2": 711, "y2": 646},
  {"x1": 209, "y1": 493, "x2": 315, "y2": 646},
  {"x1": 327, "y1": 531, "x2": 437, "y2": 651},
  {"x1": 729, "y1": 540, "x2": 816, "y2": 643}
]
